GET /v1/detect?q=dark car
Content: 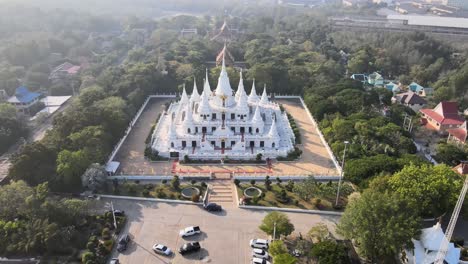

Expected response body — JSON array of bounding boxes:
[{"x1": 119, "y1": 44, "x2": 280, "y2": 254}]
[
  {"x1": 109, "y1": 258, "x2": 120, "y2": 264},
  {"x1": 116, "y1": 234, "x2": 131, "y2": 252},
  {"x1": 204, "y1": 203, "x2": 222, "y2": 212},
  {"x1": 179, "y1": 242, "x2": 201, "y2": 255}
]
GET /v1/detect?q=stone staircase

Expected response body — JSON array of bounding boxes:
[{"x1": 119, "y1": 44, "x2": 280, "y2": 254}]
[{"x1": 208, "y1": 180, "x2": 235, "y2": 207}]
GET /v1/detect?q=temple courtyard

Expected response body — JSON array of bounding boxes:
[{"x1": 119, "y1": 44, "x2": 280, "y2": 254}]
[{"x1": 114, "y1": 97, "x2": 338, "y2": 177}]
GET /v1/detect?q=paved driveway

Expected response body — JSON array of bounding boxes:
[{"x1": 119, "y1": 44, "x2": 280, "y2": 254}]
[{"x1": 104, "y1": 198, "x2": 340, "y2": 264}]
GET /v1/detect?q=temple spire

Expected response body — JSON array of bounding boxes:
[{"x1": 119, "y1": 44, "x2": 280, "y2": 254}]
[
  {"x1": 248, "y1": 79, "x2": 259, "y2": 104},
  {"x1": 235, "y1": 70, "x2": 245, "y2": 102},
  {"x1": 252, "y1": 104, "x2": 263, "y2": 124},
  {"x1": 190, "y1": 77, "x2": 200, "y2": 103},
  {"x1": 203, "y1": 68, "x2": 211, "y2": 97},
  {"x1": 268, "y1": 117, "x2": 279, "y2": 139},
  {"x1": 259, "y1": 84, "x2": 269, "y2": 106},
  {"x1": 168, "y1": 117, "x2": 177, "y2": 140},
  {"x1": 183, "y1": 103, "x2": 194, "y2": 125},
  {"x1": 180, "y1": 83, "x2": 189, "y2": 105}
]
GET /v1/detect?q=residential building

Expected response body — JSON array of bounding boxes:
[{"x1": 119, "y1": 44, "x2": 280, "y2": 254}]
[
  {"x1": 447, "y1": 120, "x2": 467, "y2": 145},
  {"x1": 7, "y1": 86, "x2": 42, "y2": 113},
  {"x1": 49, "y1": 62, "x2": 81, "y2": 82},
  {"x1": 350, "y1": 74, "x2": 368, "y2": 83},
  {"x1": 367, "y1": 72, "x2": 385, "y2": 87},
  {"x1": 409, "y1": 82, "x2": 424, "y2": 92},
  {"x1": 386, "y1": 82, "x2": 401, "y2": 93},
  {"x1": 392, "y1": 91, "x2": 427, "y2": 112},
  {"x1": 453, "y1": 161, "x2": 468, "y2": 175},
  {"x1": 420, "y1": 101, "x2": 465, "y2": 132}
]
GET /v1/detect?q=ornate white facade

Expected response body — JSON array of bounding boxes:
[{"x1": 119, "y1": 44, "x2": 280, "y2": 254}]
[{"x1": 151, "y1": 59, "x2": 295, "y2": 160}]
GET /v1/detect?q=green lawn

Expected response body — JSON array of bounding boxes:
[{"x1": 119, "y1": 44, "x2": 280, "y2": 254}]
[
  {"x1": 236, "y1": 182, "x2": 353, "y2": 211},
  {"x1": 101, "y1": 181, "x2": 206, "y2": 201}
]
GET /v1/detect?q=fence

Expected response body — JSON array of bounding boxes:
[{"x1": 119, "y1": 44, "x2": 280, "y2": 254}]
[
  {"x1": 106, "y1": 94, "x2": 177, "y2": 165},
  {"x1": 233, "y1": 175, "x2": 340, "y2": 181},
  {"x1": 107, "y1": 175, "x2": 211, "y2": 181}
]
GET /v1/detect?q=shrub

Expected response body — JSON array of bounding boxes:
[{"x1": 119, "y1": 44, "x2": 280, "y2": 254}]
[
  {"x1": 294, "y1": 199, "x2": 299, "y2": 206},
  {"x1": 191, "y1": 193, "x2": 200, "y2": 202},
  {"x1": 81, "y1": 251, "x2": 96, "y2": 263},
  {"x1": 201, "y1": 182, "x2": 207, "y2": 188},
  {"x1": 101, "y1": 228, "x2": 110, "y2": 239},
  {"x1": 256, "y1": 153, "x2": 263, "y2": 161},
  {"x1": 191, "y1": 179, "x2": 196, "y2": 185},
  {"x1": 171, "y1": 175, "x2": 180, "y2": 190},
  {"x1": 169, "y1": 193, "x2": 175, "y2": 199},
  {"x1": 269, "y1": 240, "x2": 288, "y2": 256},
  {"x1": 103, "y1": 239, "x2": 113, "y2": 251},
  {"x1": 234, "y1": 179, "x2": 240, "y2": 186},
  {"x1": 135, "y1": 180, "x2": 140, "y2": 184},
  {"x1": 156, "y1": 189, "x2": 166, "y2": 198},
  {"x1": 285, "y1": 180, "x2": 294, "y2": 192},
  {"x1": 86, "y1": 241, "x2": 96, "y2": 252},
  {"x1": 252, "y1": 196, "x2": 260, "y2": 204},
  {"x1": 265, "y1": 176, "x2": 272, "y2": 191},
  {"x1": 250, "y1": 180, "x2": 256, "y2": 186},
  {"x1": 162, "y1": 179, "x2": 167, "y2": 184},
  {"x1": 142, "y1": 189, "x2": 150, "y2": 197}
]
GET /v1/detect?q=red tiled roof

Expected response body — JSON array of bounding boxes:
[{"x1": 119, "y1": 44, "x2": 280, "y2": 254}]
[
  {"x1": 453, "y1": 162, "x2": 468, "y2": 175},
  {"x1": 447, "y1": 128, "x2": 467, "y2": 143},
  {"x1": 419, "y1": 101, "x2": 464, "y2": 126}
]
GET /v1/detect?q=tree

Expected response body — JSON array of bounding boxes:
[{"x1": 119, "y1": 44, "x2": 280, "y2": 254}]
[
  {"x1": 435, "y1": 143, "x2": 467, "y2": 166},
  {"x1": 269, "y1": 240, "x2": 288, "y2": 256},
  {"x1": 81, "y1": 163, "x2": 107, "y2": 192},
  {"x1": 388, "y1": 164, "x2": 463, "y2": 216},
  {"x1": 310, "y1": 240, "x2": 349, "y2": 264},
  {"x1": 259, "y1": 211, "x2": 295, "y2": 238},
  {"x1": 273, "y1": 253, "x2": 297, "y2": 264},
  {"x1": 293, "y1": 176, "x2": 317, "y2": 200},
  {"x1": 308, "y1": 223, "x2": 330, "y2": 243},
  {"x1": 337, "y1": 189, "x2": 421, "y2": 263},
  {"x1": 9, "y1": 142, "x2": 57, "y2": 186},
  {"x1": 56, "y1": 149, "x2": 90, "y2": 191}
]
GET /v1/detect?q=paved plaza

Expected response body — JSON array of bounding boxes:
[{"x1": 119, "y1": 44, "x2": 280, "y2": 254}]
[
  {"x1": 115, "y1": 97, "x2": 338, "y2": 177},
  {"x1": 104, "y1": 198, "x2": 340, "y2": 264}
]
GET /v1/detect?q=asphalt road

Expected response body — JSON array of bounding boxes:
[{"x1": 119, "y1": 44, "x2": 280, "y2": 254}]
[{"x1": 103, "y1": 198, "x2": 340, "y2": 264}]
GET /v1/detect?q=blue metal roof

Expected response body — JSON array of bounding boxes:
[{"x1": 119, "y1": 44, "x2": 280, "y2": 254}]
[{"x1": 13, "y1": 86, "x2": 41, "y2": 103}]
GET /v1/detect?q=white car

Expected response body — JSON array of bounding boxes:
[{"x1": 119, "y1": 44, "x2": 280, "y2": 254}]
[
  {"x1": 179, "y1": 226, "x2": 201, "y2": 237},
  {"x1": 252, "y1": 257, "x2": 271, "y2": 264},
  {"x1": 250, "y1": 239, "x2": 269, "y2": 249},
  {"x1": 152, "y1": 244, "x2": 172, "y2": 256},
  {"x1": 252, "y1": 248, "x2": 269, "y2": 259}
]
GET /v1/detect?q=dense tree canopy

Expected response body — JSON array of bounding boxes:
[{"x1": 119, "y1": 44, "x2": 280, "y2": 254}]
[{"x1": 338, "y1": 189, "x2": 421, "y2": 263}]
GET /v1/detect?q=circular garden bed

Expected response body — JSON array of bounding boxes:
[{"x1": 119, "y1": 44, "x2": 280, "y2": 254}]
[
  {"x1": 244, "y1": 187, "x2": 262, "y2": 198},
  {"x1": 181, "y1": 186, "x2": 200, "y2": 198}
]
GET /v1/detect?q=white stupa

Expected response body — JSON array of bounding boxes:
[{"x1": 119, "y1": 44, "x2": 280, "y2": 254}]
[{"x1": 151, "y1": 57, "x2": 295, "y2": 160}]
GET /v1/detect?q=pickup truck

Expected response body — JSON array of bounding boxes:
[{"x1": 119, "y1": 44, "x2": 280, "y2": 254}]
[{"x1": 179, "y1": 226, "x2": 201, "y2": 237}]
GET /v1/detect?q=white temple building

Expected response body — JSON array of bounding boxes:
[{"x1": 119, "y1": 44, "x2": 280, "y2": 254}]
[
  {"x1": 151, "y1": 58, "x2": 295, "y2": 160},
  {"x1": 405, "y1": 223, "x2": 461, "y2": 264}
]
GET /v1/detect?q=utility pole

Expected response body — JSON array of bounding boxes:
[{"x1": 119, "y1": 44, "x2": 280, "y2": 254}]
[{"x1": 335, "y1": 141, "x2": 350, "y2": 207}]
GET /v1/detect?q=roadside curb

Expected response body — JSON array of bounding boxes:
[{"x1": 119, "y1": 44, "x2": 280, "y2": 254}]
[
  {"x1": 99, "y1": 194, "x2": 203, "y2": 205},
  {"x1": 238, "y1": 205, "x2": 343, "y2": 216}
]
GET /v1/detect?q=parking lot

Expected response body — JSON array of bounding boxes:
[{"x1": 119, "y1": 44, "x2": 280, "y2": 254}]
[{"x1": 104, "y1": 198, "x2": 340, "y2": 264}]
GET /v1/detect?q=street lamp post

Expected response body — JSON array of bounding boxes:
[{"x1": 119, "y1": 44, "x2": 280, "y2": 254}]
[
  {"x1": 273, "y1": 222, "x2": 277, "y2": 240},
  {"x1": 335, "y1": 141, "x2": 350, "y2": 207}
]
